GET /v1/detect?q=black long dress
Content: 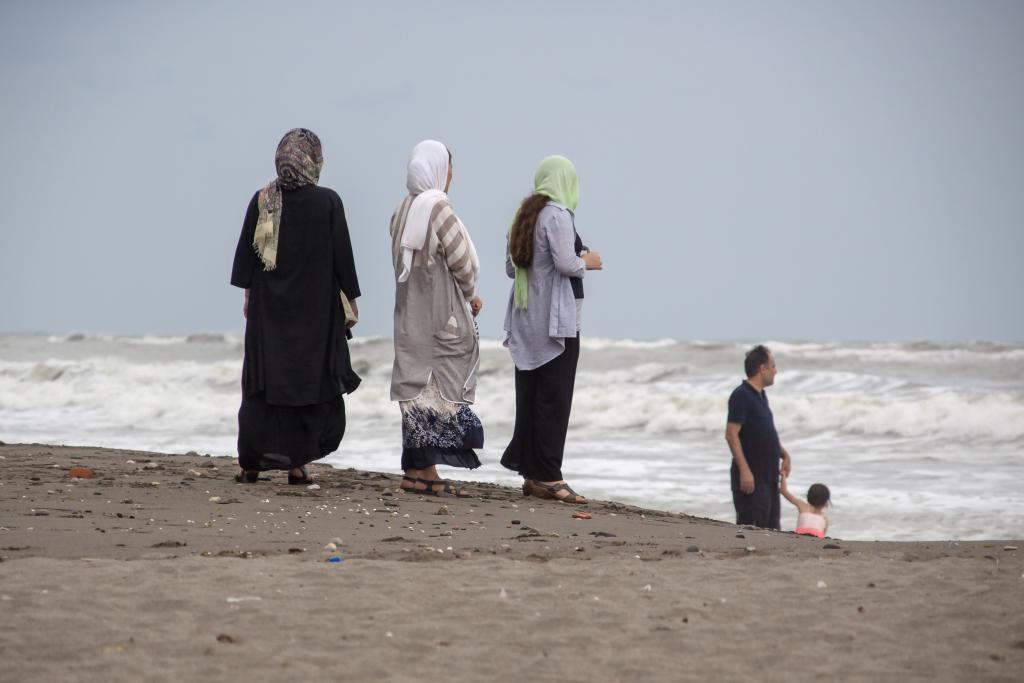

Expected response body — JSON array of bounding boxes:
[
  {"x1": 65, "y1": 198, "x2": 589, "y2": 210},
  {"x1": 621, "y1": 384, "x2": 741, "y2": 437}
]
[{"x1": 230, "y1": 185, "x2": 361, "y2": 472}]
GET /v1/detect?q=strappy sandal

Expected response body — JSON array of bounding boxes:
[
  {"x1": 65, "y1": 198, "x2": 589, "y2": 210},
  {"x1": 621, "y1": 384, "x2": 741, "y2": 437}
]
[
  {"x1": 526, "y1": 480, "x2": 587, "y2": 504},
  {"x1": 416, "y1": 478, "x2": 470, "y2": 498},
  {"x1": 235, "y1": 470, "x2": 260, "y2": 484},
  {"x1": 287, "y1": 466, "x2": 314, "y2": 486},
  {"x1": 399, "y1": 475, "x2": 420, "y2": 493}
]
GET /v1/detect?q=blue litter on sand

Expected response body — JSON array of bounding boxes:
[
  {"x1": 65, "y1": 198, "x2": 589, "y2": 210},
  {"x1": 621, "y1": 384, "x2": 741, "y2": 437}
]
[{"x1": 327, "y1": 556, "x2": 342, "y2": 563}]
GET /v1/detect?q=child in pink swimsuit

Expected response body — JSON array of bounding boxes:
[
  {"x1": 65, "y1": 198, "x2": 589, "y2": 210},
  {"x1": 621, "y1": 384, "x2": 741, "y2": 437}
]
[{"x1": 780, "y1": 473, "x2": 830, "y2": 538}]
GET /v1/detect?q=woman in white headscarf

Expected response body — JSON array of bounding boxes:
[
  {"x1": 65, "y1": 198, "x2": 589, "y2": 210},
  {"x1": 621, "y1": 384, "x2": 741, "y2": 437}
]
[{"x1": 389, "y1": 140, "x2": 483, "y2": 496}]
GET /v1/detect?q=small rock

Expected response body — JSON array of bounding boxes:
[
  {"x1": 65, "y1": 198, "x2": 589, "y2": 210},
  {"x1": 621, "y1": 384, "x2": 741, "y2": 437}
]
[
  {"x1": 735, "y1": 533, "x2": 745, "y2": 539},
  {"x1": 745, "y1": 546, "x2": 756, "y2": 553},
  {"x1": 589, "y1": 531, "x2": 616, "y2": 538},
  {"x1": 435, "y1": 505, "x2": 451, "y2": 516},
  {"x1": 571, "y1": 511, "x2": 592, "y2": 520},
  {"x1": 867, "y1": 582, "x2": 876, "y2": 588},
  {"x1": 185, "y1": 451, "x2": 199, "y2": 457},
  {"x1": 858, "y1": 606, "x2": 865, "y2": 613},
  {"x1": 306, "y1": 484, "x2": 321, "y2": 491},
  {"x1": 823, "y1": 543, "x2": 841, "y2": 550},
  {"x1": 642, "y1": 584, "x2": 652, "y2": 592},
  {"x1": 69, "y1": 467, "x2": 94, "y2": 479},
  {"x1": 216, "y1": 634, "x2": 237, "y2": 644},
  {"x1": 186, "y1": 469, "x2": 203, "y2": 477},
  {"x1": 510, "y1": 519, "x2": 521, "y2": 525},
  {"x1": 686, "y1": 544, "x2": 700, "y2": 553},
  {"x1": 30, "y1": 510, "x2": 50, "y2": 516},
  {"x1": 287, "y1": 548, "x2": 305, "y2": 554},
  {"x1": 143, "y1": 462, "x2": 160, "y2": 470},
  {"x1": 816, "y1": 581, "x2": 827, "y2": 589},
  {"x1": 499, "y1": 588, "x2": 508, "y2": 599},
  {"x1": 381, "y1": 490, "x2": 393, "y2": 497},
  {"x1": 125, "y1": 460, "x2": 136, "y2": 465},
  {"x1": 324, "y1": 542, "x2": 337, "y2": 551},
  {"x1": 1004, "y1": 546, "x2": 1018, "y2": 551},
  {"x1": 151, "y1": 541, "x2": 186, "y2": 548}
]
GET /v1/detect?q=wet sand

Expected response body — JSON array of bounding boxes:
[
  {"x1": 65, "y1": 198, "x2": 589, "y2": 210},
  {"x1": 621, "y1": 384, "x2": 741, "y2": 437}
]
[{"x1": 1, "y1": 444, "x2": 1022, "y2": 682}]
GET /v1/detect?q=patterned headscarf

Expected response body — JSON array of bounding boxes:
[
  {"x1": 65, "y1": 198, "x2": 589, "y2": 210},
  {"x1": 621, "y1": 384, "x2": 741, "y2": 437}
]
[{"x1": 253, "y1": 128, "x2": 324, "y2": 270}]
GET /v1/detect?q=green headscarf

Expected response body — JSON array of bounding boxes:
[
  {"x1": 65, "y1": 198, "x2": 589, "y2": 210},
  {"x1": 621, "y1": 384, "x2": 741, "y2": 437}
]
[{"x1": 510, "y1": 155, "x2": 580, "y2": 309}]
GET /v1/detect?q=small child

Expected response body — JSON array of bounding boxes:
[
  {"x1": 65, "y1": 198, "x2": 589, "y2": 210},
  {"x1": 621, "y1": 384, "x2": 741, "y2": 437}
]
[{"x1": 780, "y1": 473, "x2": 831, "y2": 538}]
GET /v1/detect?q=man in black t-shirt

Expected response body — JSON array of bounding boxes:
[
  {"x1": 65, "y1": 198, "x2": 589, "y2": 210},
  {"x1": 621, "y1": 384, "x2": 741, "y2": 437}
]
[{"x1": 725, "y1": 345, "x2": 792, "y2": 529}]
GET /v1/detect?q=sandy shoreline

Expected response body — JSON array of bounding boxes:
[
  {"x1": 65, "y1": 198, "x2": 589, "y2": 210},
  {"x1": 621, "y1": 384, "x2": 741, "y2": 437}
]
[{"x1": 1, "y1": 443, "x2": 1022, "y2": 682}]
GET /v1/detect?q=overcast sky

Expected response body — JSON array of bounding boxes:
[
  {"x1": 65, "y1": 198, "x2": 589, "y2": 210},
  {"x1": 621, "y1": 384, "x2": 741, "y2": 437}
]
[{"x1": 1, "y1": 1, "x2": 1021, "y2": 342}]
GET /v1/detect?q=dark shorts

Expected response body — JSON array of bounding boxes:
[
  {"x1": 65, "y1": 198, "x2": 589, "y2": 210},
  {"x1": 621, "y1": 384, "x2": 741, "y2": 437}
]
[{"x1": 733, "y1": 485, "x2": 781, "y2": 530}]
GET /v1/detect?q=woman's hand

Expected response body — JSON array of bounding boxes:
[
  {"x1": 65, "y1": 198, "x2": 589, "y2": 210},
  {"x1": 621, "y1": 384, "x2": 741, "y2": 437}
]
[
  {"x1": 582, "y1": 250, "x2": 603, "y2": 270},
  {"x1": 470, "y1": 296, "x2": 483, "y2": 317},
  {"x1": 739, "y1": 466, "x2": 755, "y2": 494},
  {"x1": 346, "y1": 297, "x2": 359, "y2": 328}
]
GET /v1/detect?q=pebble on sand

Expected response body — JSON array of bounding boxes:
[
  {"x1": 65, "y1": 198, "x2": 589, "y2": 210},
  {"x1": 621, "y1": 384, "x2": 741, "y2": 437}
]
[
  {"x1": 68, "y1": 467, "x2": 94, "y2": 479},
  {"x1": 686, "y1": 544, "x2": 700, "y2": 553}
]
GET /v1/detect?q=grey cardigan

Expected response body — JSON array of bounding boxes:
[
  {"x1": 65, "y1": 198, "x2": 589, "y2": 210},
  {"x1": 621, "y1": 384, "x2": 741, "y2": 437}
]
[{"x1": 503, "y1": 202, "x2": 586, "y2": 371}]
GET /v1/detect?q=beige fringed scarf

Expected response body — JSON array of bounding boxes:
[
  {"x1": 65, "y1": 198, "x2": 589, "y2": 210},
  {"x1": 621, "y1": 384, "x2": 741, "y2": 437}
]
[{"x1": 253, "y1": 128, "x2": 324, "y2": 271}]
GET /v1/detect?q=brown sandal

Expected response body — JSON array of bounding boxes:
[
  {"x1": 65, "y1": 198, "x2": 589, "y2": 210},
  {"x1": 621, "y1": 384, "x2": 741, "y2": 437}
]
[
  {"x1": 416, "y1": 478, "x2": 470, "y2": 498},
  {"x1": 526, "y1": 480, "x2": 587, "y2": 504}
]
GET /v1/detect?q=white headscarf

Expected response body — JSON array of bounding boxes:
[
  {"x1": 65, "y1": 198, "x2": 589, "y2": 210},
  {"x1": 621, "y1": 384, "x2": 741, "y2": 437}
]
[{"x1": 399, "y1": 140, "x2": 449, "y2": 282}]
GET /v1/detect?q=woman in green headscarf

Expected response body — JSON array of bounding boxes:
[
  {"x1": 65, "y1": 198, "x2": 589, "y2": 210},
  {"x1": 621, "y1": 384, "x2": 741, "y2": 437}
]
[{"x1": 501, "y1": 155, "x2": 603, "y2": 503}]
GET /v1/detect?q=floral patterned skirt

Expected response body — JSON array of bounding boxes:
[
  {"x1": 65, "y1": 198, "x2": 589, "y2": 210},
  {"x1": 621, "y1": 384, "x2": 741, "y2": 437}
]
[{"x1": 400, "y1": 377, "x2": 483, "y2": 470}]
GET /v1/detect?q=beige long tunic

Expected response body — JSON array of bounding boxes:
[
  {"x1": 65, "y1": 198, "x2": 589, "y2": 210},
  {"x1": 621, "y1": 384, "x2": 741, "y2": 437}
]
[{"x1": 389, "y1": 196, "x2": 479, "y2": 404}]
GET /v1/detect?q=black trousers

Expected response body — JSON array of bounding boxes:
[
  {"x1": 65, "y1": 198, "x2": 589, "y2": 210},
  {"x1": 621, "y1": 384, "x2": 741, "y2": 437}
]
[
  {"x1": 501, "y1": 335, "x2": 580, "y2": 482},
  {"x1": 732, "y1": 483, "x2": 781, "y2": 530}
]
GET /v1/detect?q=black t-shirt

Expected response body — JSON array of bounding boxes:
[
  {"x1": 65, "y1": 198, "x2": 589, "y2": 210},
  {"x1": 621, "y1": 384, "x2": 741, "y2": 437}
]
[{"x1": 727, "y1": 381, "x2": 782, "y2": 491}]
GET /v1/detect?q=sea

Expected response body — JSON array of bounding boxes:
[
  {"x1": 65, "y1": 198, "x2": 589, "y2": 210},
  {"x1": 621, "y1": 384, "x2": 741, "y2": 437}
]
[{"x1": 1, "y1": 333, "x2": 1021, "y2": 542}]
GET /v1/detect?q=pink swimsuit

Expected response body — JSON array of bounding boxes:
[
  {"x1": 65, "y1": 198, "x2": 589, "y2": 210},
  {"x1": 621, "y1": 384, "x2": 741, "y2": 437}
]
[{"x1": 795, "y1": 512, "x2": 827, "y2": 538}]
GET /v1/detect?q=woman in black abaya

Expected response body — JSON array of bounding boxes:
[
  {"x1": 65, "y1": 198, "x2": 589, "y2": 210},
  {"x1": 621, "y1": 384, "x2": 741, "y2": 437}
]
[{"x1": 230, "y1": 128, "x2": 361, "y2": 484}]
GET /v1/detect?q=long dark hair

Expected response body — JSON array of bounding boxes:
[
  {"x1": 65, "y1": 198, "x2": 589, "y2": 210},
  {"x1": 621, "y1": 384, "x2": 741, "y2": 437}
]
[{"x1": 508, "y1": 193, "x2": 550, "y2": 266}]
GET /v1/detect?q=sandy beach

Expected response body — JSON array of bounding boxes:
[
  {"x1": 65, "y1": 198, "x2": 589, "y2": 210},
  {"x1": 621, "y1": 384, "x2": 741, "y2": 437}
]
[{"x1": 1, "y1": 443, "x2": 1022, "y2": 682}]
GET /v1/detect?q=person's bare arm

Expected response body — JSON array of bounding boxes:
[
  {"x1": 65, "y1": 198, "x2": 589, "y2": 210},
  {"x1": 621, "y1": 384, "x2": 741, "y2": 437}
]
[
  {"x1": 725, "y1": 422, "x2": 755, "y2": 494},
  {"x1": 780, "y1": 444, "x2": 792, "y2": 477},
  {"x1": 780, "y1": 473, "x2": 807, "y2": 512},
  {"x1": 346, "y1": 296, "x2": 359, "y2": 328}
]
